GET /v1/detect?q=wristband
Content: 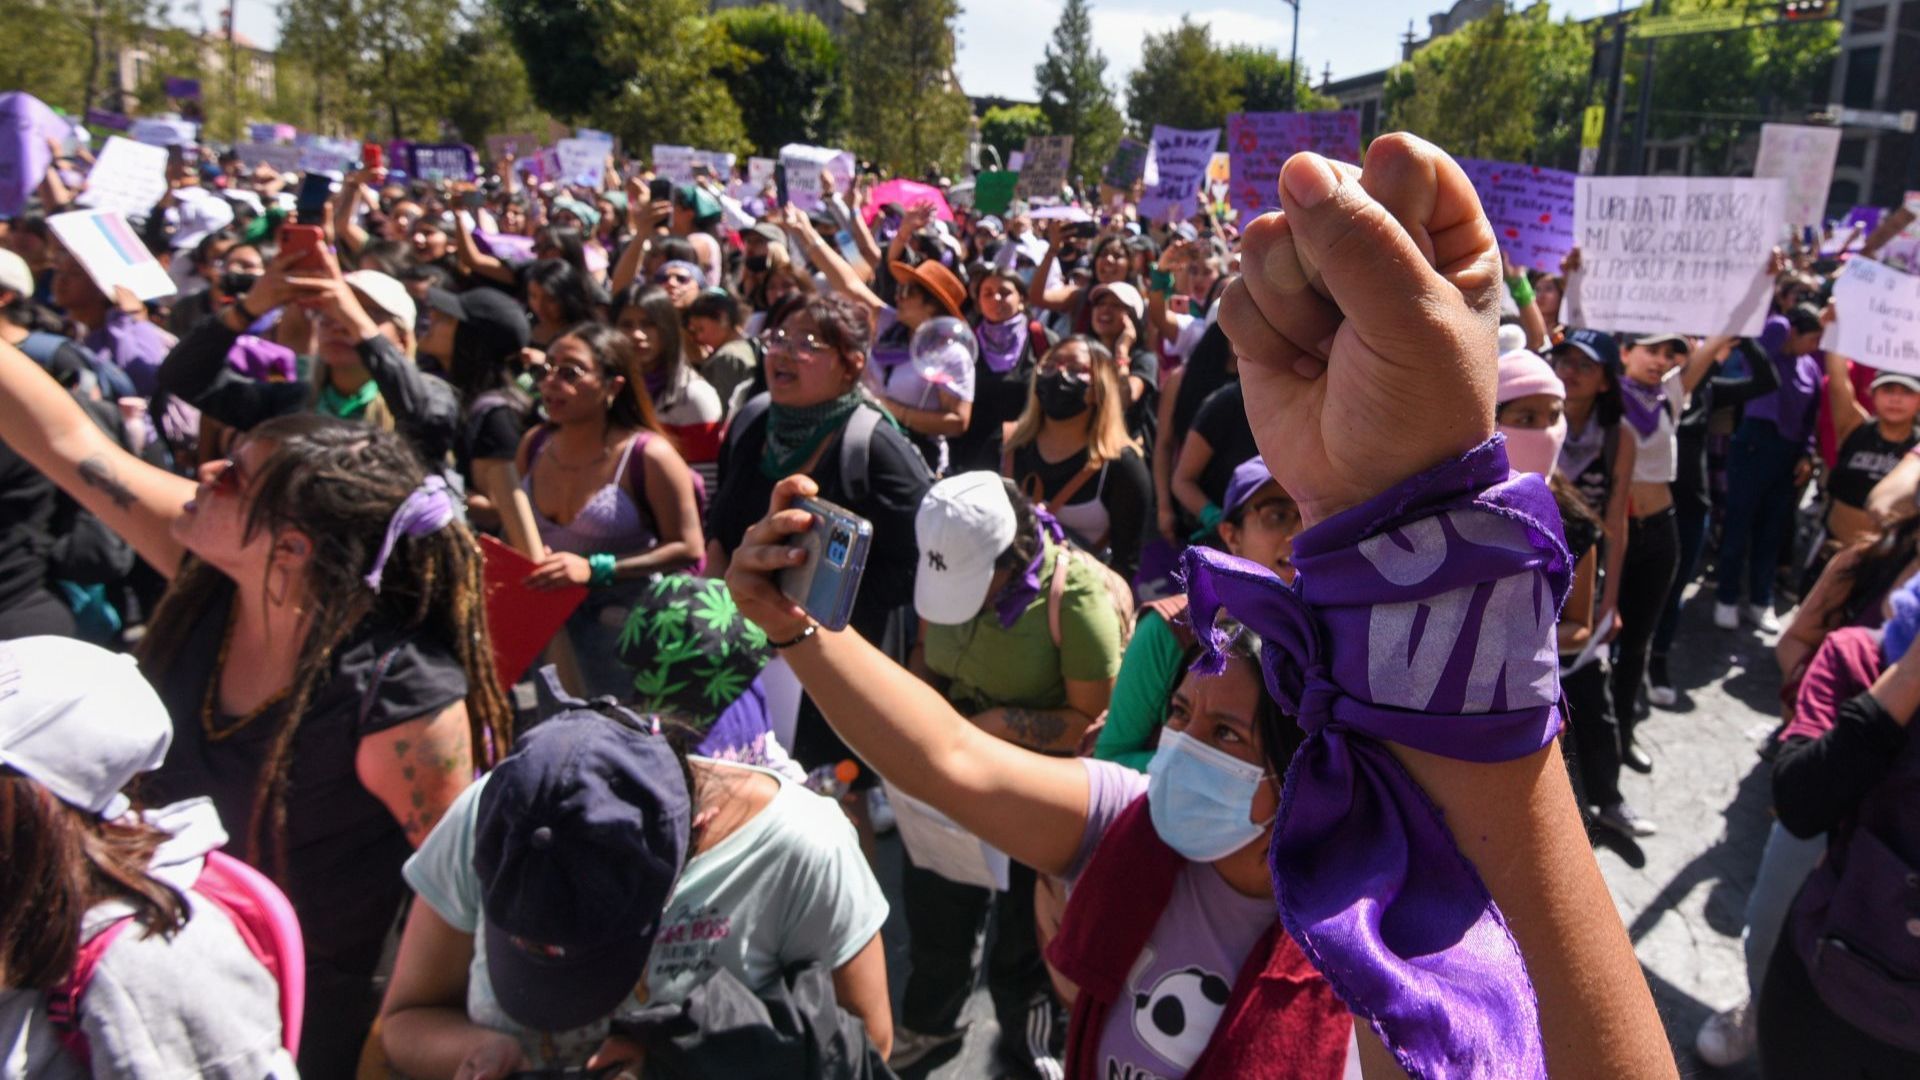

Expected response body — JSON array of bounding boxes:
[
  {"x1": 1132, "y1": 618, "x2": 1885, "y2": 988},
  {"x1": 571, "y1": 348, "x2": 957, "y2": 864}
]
[
  {"x1": 587, "y1": 552, "x2": 617, "y2": 588},
  {"x1": 766, "y1": 623, "x2": 817, "y2": 649},
  {"x1": 1181, "y1": 437, "x2": 1570, "y2": 1076},
  {"x1": 1149, "y1": 268, "x2": 1176, "y2": 295},
  {"x1": 1505, "y1": 274, "x2": 1536, "y2": 307},
  {"x1": 1188, "y1": 502, "x2": 1223, "y2": 543}
]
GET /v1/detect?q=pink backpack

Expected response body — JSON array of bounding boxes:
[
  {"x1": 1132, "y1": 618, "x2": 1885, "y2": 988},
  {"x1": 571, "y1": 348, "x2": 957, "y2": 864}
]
[{"x1": 45, "y1": 850, "x2": 306, "y2": 1067}]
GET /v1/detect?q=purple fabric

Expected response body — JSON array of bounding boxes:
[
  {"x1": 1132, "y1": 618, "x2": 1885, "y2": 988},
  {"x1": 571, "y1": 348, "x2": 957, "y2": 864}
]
[
  {"x1": 364, "y1": 476, "x2": 456, "y2": 592},
  {"x1": 1742, "y1": 315, "x2": 1824, "y2": 448},
  {"x1": 227, "y1": 334, "x2": 297, "y2": 382},
  {"x1": 975, "y1": 314, "x2": 1029, "y2": 374},
  {"x1": 994, "y1": 506, "x2": 1066, "y2": 628},
  {"x1": 1179, "y1": 436, "x2": 1570, "y2": 1079},
  {"x1": 85, "y1": 312, "x2": 173, "y2": 398},
  {"x1": 1619, "y1": 379, "x2": 1665, "y2": 439}
]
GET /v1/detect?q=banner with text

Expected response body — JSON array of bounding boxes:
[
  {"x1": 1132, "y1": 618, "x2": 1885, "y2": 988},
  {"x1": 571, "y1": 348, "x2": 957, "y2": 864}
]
[
  {"x1": 403, "y1": 144, "x2": 476, "y2": 183},
  {"x1": 1103, "y1": 138, "x2": 1149, "y2": 189},
  {"x1": 76, "y1": 136, "x2": 169, "y2": 221},
  {"x1": 554, "y1": 138, "x2": 606, "y2": 187},
  {"x1": 1140, "y1": 125, "x2": 1218, "y2": 222},
  {"x1": 1754, "y1": 123, "x2": 1841, "y2": 229},
  {"x1": 1573, "y1": 175, "x2": 1785, "y2": 337},
  {"x1": 777, "y1": 143, "x2": 855, "y2": 213},
  {"x1": 1015, "y1": 135, "x2": 1073, "y2": 201},
  {"x1": 1225, "y1": 111, "x2": 1361, "y2": 220},
  {"x1": 1457, "y1": 158, "x2": 1577, "y2": 268},
  {"x1": 1829, "y1": 257, "x2": 1920, "y2": 373}
]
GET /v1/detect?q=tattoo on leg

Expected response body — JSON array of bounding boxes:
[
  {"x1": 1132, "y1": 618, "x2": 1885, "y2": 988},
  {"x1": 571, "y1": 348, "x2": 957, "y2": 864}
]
[
  {"x1": 1001, "y1": 707, "x2": 1067, "y2": 749},
  {"x1": 78, "y1": 455, "x2": 137, "y2": 510}
]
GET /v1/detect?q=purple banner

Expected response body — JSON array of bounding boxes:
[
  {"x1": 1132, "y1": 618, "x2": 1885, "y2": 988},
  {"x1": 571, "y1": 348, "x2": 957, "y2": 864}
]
[
  {"x1": 1139, "y1": 125, "x2": 1219, "y2": 223},
  {"x1": 403, "y1": 143, "x2": 476, "y2": 183},
  {"x1": 164, "y1": 77, "x2": 201, "y2": 100},
  {"x1": 85, "y1": 108, "x2": 132, "y2": 132},
  {"x1": 1844, "y1": 205, "x2": 1885, "y2": 233},
  {"x1": 1225, "y1": 111, "x2": 1361, "y2": 221},
  {"x1": 1457, "y1": 158, "x2": 1576, "y2": 271}
]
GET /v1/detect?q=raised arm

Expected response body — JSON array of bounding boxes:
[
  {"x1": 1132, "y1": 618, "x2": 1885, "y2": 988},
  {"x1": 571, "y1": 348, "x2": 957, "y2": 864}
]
[
  {"x1": 333, "y1": 170, "x2": 372, "y2": 255},
  {"x1": 0, "y1": 339, "x2": 193, "y2": 576},
  {"x1": 780, "y1": 204, "x2": 885, "y2": 313},
  {"x1": 1558, "y1": 247, "x2": 1586, "y2": 329},
  {"x1": 1503, "y1": 252, "x2": 1549, "y2": 352},
  {"x1": 1824, "y1": 350, "x2": 1870, "y2": 447},
  {"x1": 453, "y1": 207, "x2": 516, "y2": 288},
  {"x1": 1027, "y1": 221, "x2": 1080, "y2": 312}
]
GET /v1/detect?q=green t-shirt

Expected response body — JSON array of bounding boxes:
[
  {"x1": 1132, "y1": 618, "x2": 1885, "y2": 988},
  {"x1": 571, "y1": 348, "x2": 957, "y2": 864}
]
[
  {"x1": 1092, "y1": 610, "x2": 1186, "y2": 772},
  {"x1": 922, "y1": 540, "x2": 1124, "y2": 715}
]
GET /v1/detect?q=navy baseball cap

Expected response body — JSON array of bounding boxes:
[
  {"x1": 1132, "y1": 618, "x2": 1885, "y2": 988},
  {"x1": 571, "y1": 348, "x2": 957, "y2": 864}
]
[
  {"x1": 473, "y1": 709, "x2": 692, "y2": 1032},
  {"x1": 1222, "y1": 456, "x2": 1285, "y2": 522},
  {"x1": 1551, "y1": 327, "x2": 1621, "y2": 371}
]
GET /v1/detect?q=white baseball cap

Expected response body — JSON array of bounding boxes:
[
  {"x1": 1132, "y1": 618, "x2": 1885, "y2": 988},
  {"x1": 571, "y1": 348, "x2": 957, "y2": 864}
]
[
  {"x1": 167, "y1": 185, "x2": 236, "y2": 250},
  {"x1": 0, "y1": 247, "x2": 32, "y2": 300},
  {"x1": 345, "y1": 269, "x2": 418, "y2": 330},
  {"x1": 0, "y1": 637, "x2": 172, "y2": 819},
  {"x1": 914, "y1": 472, "x2": 1019, "y2": 625}
]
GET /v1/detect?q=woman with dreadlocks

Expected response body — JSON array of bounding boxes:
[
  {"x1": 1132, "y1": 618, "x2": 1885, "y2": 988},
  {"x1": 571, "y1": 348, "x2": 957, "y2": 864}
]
[{"x1": 0, "y1": 340, "x2": 512, "y2": 1078}]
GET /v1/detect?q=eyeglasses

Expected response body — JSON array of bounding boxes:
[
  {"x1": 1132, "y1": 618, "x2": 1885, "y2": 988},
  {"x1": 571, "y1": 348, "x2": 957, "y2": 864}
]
[
  {"x1": 763, "y1": 329, "x2": 833, "y2": 358},
  {"x1": 528, "y1": 361, "x2": 597, "y2": 385},
  {"x1": 654, "y1": 272, "x2": 696, "y2": 286}
]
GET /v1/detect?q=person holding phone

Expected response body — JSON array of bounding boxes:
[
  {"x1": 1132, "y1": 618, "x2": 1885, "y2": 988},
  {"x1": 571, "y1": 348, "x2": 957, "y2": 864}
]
[{"x1": 1028, "y1": 225, "x2": 1138, "y2": 334}]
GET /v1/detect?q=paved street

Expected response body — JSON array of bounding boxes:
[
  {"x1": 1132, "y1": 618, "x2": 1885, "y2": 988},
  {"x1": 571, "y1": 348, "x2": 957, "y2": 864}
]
[{"x1": 874, "y1": 578, "x2": 1786, "y2": 1078}]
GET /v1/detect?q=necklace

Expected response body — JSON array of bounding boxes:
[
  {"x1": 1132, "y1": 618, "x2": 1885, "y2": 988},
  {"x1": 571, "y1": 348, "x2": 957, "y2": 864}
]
[
  {"x1": 200, "y1": 608, "x2": 292, "y2": 742},
  {"x1": 547, "y1": 428, "x2": 615, "y2": 470}
]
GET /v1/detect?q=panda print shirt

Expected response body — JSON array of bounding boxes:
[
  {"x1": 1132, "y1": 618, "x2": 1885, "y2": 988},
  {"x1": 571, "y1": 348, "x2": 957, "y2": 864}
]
[{"x1": 1070, "y1": 761, "x2": 1361, "y2": 1080}]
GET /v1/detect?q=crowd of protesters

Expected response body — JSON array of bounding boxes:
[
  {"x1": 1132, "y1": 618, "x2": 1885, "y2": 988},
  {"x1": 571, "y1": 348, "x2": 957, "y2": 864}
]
[{"x1": 0, "y1": 107, "x2": 1916, "y2": 1080}]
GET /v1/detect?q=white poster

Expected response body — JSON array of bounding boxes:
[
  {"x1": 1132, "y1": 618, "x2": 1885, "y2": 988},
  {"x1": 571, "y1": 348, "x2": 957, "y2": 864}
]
[
  {"x1": 239, "y1": 141, "x2": 303, "y2": 176},
  {"x1": 777, "y1": 143, "x2": 855, "y2": 213},
  {"x1": 75, "y1": 136, "x2": 168, "y2": 220},
  {"x1": 1139, "y1": 125, "x2": 1219, "y2": 222},
  {"x1": 1572, "y1": 176, "x2": 1786, "y2": 337},
  {"x1": 747, "y1": 156, "x2": 777, "y2": 193},
  {"x1": 47, "y1": 208, "x2": 176, "y2": 301},
  {"x1": 1753, "y1": 123, "x2": 1842, "y2": 229},
  {"x1": 882, "y1": 782, "x2": 1010, "y2": 891},
  {"x1": 553, "y1": 138, "x2": 605, "y2": 188},
  {"x1": 1828, "y1": 257, "x2": 1920, "y2": 373},
  {"x1": 128, "y1": 116, "x2": 196, "y2": 148},
  {"x1": 651, "y1": 144, "x2": 694, "y2": 184}
]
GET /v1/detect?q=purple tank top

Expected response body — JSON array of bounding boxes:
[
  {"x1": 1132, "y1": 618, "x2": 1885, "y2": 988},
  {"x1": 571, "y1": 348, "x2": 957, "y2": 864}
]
[{"x1": 523, "y1": 430, "x2": 659, "y2": 556}]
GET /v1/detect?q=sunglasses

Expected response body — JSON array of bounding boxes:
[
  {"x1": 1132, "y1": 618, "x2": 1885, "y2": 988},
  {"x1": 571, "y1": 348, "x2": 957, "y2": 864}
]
[{"x1": 529, "y1": 361, "x2": 597, "y2": 385}]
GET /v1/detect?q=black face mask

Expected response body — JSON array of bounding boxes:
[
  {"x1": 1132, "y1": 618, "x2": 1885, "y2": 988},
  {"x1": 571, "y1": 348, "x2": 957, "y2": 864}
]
[
  {"x1": 1036, "y1": 372, "x2": 1089, "y2": 420},
  {"x1": 219, "y1": 271, "x2": 260, "y2": 298},
  {"x1": 745, "y1": 255, "x2": 769, "y2": 273}
]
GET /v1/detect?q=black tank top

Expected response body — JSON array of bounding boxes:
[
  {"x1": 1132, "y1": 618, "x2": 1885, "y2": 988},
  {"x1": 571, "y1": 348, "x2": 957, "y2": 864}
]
[{"x1": 1829, "y1": 421, "x2": 1918, "y2": 510}]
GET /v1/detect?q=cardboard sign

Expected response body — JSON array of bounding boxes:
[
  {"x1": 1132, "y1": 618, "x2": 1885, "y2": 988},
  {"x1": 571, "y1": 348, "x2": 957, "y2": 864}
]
[
  {"x1": 75, "y1": 136, "x2": 169, "y2": 220},
  {"x1": 1140, "y1": 125, "x2": 1219, "y2": 221},
  {"x1": 973, "y1": 170, "x2": 1018, "y2": 216},
  {"x1": 1015, "y1": 135, "x2": 1073, "y2": 201},
  {"x1": 47, "y1": 208, "x2": 176, "y2": 301},
  {"x1": 1457, "y1": 158, "x2": 1578, "y2": 269},
  {"x1": 1225, "y1": 111, "x2": 1361, "y2": 221},
  {"x1": 554, "y1": 138, "x2": 606, "y2": 187},
  {"x1": 485, "y1": 133, "x2": 544, "y2": 162},
  {"x1": 1754, "y1": 123, "x2": 1842, "y2": 229},
  {"x1": 776, "y1": 143, "x2": 855, "y2": 213},
  {"x1": 1573, "y1": 176, "x2": 1786, "y2": 336},
  {"x1": 129, "y1": 116, "x2": 197, "y2": 148},
  {"x1": 239, "y1": 141, "x2": 303, "y2": 175},
  {"x1": 404, "y1": 144, "x2": 476, "y2": 183},
  {"x1": 1829, "y1": 257, "x2": 1920, "y2": 373},
  {"x1": 1103, "y1": 138, "x2": 1149, "y2": 189}
]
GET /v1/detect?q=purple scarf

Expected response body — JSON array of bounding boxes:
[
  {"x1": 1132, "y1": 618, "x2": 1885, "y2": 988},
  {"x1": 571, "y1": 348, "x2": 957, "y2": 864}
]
[
  {"x1": 1180, "y1": 436, "x2": 1571, "y2": 1078},
  {"x1": 644, "y1": 367, "x2": 670, "y2": 402},
  {"x1": 1619, "y1": 378, "x2": 1666, "y2": 439},
  {"x1": 976, "y1": 315, "x2": 1030, "y2": 374},
  {"x1": 994, "y1": 507, "x2": 1066, "y2": 628}
]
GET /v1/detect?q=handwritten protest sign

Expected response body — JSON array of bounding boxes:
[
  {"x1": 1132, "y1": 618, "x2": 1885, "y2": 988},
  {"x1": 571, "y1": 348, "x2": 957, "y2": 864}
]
[
  {"x1": 1224, "y1": 111, "x2": 1360, "y2": 220},
  {"x1": 747, "y1": 156, "x2": 777, "y2": 190},
  {"x1": 1456, "y1": 158, "x2": 1577, "y2": 268},
  {"x1": 1140, "y1": 125, "x2": 1218, "y2": 222},
  {"x1": 294, "y1": 134, "x2": 358, "y2": 175},
  {"x1": 1828, "y1": 257, "x2": 1920, "y2": 373},
  {"x1": 554, "y1": 138, "x2": 606, "y2": 187},
  {"x1": 486, "y1": 133, "x2": 544, "y2": 162},
  {"x1": 75, "y1": 136, "x2": 169, "y2": 220},
  {"x1": 129, "y1": 117, "x2": 197, "y2": 148},
  {"x1": 48, "y1": 208, "x2": 175, "y2": 301},
  {"x1": 1015, "y1": 135, "x2": 1073, "y2": 201},
  {"x1": 777, "y1": 143, "x2": 855, "y2": 213},
  {"x1": 652, "y1": 144, "x2": 695, "y2": 183},
  {"x1": 240, "y1": 141, "x2": 303, "y2": 175},
  {"x1": 1103, "y1": 139, "x2": 1149, "y2": 189},
  {"x1": 1573, "y1": 175, "x2": 1785, "y2": 337},
  {"x1": 973, "y1": 170, "x2": 1018, "y2": 216},
  {"x1": 1754, "y1": 123, "x2": 1841, "y2": 229}
]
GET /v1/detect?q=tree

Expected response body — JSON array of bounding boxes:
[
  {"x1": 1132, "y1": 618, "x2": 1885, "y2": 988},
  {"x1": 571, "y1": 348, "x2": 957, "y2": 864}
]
[
  {"x1": 1384, "y1": 3, "x2": 1589, "y2": 164},
  {"x1": 1222, "y1": 46, "x2": 1337, "y2": 114},
  {"x1": 1033, "y1": 0, "x2": 1123, "y2": 185},
  {"x1": 713, "y1": 4, "x2": 846, "y2": 154},
  {"x1": 1126, "y1": 18, "x2": 1241, "y2": 135},
  {"x1": 440, "y1": 9, "x2": 548, "y2": 147},
  {"x1": 845, "y1": 0, "x2": 972, "y2": 176},
  {"x1": 496, "y1": 0, "x2": 748, "y2": 153},
  {"x1": 979, "y1": 104, "x2": 1049, "y2": 171},
  {"x1": 279, "y1": 0, "x2": 463, "y2": 140}
]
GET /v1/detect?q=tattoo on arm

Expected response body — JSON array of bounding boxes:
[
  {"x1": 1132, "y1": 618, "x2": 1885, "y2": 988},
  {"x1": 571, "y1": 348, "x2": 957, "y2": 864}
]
[
  {"x1": 78, "y1": 454, "x2": 137, "y2": 511},
  {"x1": 999, "y1": 707, "x2": 1069, "y2": 750},
  {"x1": 391, "y1": 735, "x2": 472, "y2": 846}
]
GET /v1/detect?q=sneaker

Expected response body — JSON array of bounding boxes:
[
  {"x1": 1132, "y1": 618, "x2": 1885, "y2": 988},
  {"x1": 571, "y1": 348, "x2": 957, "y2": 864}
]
[
  {"x1": 1621, "y1": 740, "x2": 1654, "y2": 774},
  {"x1": 1694, "y1": 998, "x2": 1756, "y2": 1067},
  {"x1": 888, "y1": 1026, "x2": 965, "y2": 1070},
  {"x1": 867, "y1": 787, "x2": 897, "y2": 835},
  {"x1": 1713, "y1": 601, "x2": 1741, "y2": 630},
  {"x1": 1747, "y1": 603, "x2": 1781, "y2": 634},
  {"x1": 1647, "y1": 657, "x2": 1676, "y2": 708},
  {"x1": 1595, "y1": 801, "x2": 1658, "y2": 837}
]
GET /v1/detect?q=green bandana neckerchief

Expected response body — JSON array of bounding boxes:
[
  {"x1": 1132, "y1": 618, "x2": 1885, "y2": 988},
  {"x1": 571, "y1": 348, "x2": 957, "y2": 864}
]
[
  {"x1": 317, "y1": 378, "x2": 381, "y2": 420},
  {"x1": 760, "y1": 391, "x2": 865, "y2": 479}
]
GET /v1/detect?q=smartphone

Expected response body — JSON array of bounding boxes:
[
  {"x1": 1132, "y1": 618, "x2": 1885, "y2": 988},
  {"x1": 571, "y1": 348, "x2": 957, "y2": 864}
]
[
  {"x1": 280, "y1": 225, "x2": 327, "y2": 274},
  {"x1": 361, "y1": 142, "x2": 383, "y2": 172},
  {"x1": 1070, "y1": 220, "x2": 1100, "y2": 240},
  {"x1": 773, "y1": 163, "x2": 789, "y2": 208},
  {"x1": 649, "y1": 177, "x2": 672, "y2": 203},
  {"x1": 294, "y1": 173, "x2": 332, "y2": 226},
  {"x1": 778, "y1": 497, "x2": 871, "y2": 632},
  {"x1": 461, "y1": 188, "x2": 485, "y2": 210}
]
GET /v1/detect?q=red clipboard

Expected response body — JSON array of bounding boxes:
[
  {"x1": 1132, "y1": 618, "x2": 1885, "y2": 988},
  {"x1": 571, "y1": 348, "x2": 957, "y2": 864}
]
[{"x1": 478, "y1": 534, "x2": 588, "y2": 693}]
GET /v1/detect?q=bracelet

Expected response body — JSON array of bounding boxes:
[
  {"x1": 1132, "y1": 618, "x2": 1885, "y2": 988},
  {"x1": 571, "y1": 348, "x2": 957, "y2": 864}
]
[
  {"x1": 767, "y1": 623, "x2": 817, "y2": 649},
  {"x1": 1150, "y1": 268, "x2": 1176, "y2": 294},
  {"x1": 587, "y1": 552, "x2": 617, "y2": 588},
  {"x1": 1505, "y1": 275, "x2": 1535, "y2": 307}
]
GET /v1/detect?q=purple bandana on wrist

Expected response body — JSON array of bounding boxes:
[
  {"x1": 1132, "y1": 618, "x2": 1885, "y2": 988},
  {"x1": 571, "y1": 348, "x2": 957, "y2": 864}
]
[
  {"x1": 1180, "y1": 435, "x2": 1570, "y2": 1079},
  {"x1": 1620, "y1": 379, "x2": 1666, "y2": 439},
  {"x1": 993, "y1": 506, "x2": 1066, "y2": 628},
  {"x1": 364, "y1": 476, "x2": 457, "y2": 593}
]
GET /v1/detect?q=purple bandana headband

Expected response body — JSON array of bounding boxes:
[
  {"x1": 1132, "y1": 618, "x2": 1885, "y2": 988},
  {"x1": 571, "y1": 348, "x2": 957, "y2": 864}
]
[
  {"x1": 1179, "y1": 436, "x2": 1570, "y2": 1078},
  {"x1": 658, "y1": 259, "x2": 708, "y2": 288},
  {"x1": 364, "y1": 476, "x2": 456, "y2": 593},
  {"x1": 994, "y1": 506, "x2": 1066, "y2": 628}
]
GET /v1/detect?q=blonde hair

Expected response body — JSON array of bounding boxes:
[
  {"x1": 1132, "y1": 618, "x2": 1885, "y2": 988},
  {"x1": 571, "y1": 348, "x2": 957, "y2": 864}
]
[
  {"x1": 306, "y1": 285, "x2": 417, "y2": 432},
  {"x1": 1006, "y1": 335, "x2": 1137, "y2": 466}
]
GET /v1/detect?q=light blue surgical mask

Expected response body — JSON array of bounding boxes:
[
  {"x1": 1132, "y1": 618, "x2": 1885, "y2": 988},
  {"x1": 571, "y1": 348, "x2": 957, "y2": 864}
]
[{"x1": 1147, "y1": 728, "x2": 1275, "y2": 863}]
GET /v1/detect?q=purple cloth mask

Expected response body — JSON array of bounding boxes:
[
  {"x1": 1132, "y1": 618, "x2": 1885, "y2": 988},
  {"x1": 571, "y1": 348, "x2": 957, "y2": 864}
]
[
  {"x1": 993, "y1": 506, "x2": 1066, "y2": 628},
  {"x1": 975, "y1": 315, "x2": 1030, "y2": 374},
  {"x1": 364, "y1": 476, "x2": 456, "y2": 592},
  {"x1": 1179, "y1": 435, "x2": 1570, "y2": 1079}
]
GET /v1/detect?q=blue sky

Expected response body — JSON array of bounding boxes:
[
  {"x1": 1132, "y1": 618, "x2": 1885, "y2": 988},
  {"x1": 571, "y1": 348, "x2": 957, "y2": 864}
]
[{"x1": 193, "y1": 0, "x2": 1644, "y2": 102}]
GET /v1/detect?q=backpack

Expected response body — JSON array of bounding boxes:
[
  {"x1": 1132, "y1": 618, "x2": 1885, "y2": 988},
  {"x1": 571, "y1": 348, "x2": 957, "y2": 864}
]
[
  {"x1": 724, "y1": 393, "x2": 892, "y2": 504},
  {"x1": 46, "y1": 850, "x2": 307, "y2": 1067},
  {"x1": 1043, "y1": 541, "x2": 1136, "y2": 653}
]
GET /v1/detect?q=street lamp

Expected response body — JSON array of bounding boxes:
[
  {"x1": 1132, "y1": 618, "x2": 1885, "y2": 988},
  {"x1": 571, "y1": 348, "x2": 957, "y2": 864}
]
[{"x1": 1283, "y1": 0, "x2": 1301, "y2": 111}]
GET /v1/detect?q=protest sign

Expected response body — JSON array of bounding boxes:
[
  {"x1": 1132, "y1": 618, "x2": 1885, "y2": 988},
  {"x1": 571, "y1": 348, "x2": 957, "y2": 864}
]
[
  {"x1": 0, "y1": 92, "x2": 62, "y2": 219},
  {"x1": 294, "y1": 134, "x2": 358, "y2": 175},
  {"x1": 129, "y1": 116, "x2": 197, "y2": 148},
  {"x1": 84, "y1": 108, "x2": 131, "y2": 132},
  {"x1": 1844, "y1": 206, "x2": 1885, "y2": 233},
  {"x1": 75, "y1": 136, "x2": 169, "y2": 220},
  {"x1": 1754, "y1": 123, "x2": 1841, "y2": 229},
  {"x1": 1573, "y1": 175, "x2": 1785, "y2": 337},
  {"x1": 47, "y1": 208, "x2": 175, "y2": 301},
  {"x1": 652, "y1": 144, "x2": 695, "y2": 183},
  {"x1": 1028, "y1": 204, "x2": 1092, "y2": 223},
  {"x1": 1224, "y1": 111, "x2": 1361, "y2": 220},
  {"x1": 1456, "y1": 158, "x2": 1577, "y2": 269},
  {"x1": 1015, "y1": 135, "x2": 1073, "y2": 201},
  {"x1": 1103, "y1": 138, "x2": 1148, "y2": 189},
  {"x1": 404, "y1": 144, "x2": 476, "y2": 183},
  {"x1": 694, "y1": 150, "x2": 736, "y2": 180},
  {"x1": 485, "y1": 132, "x2": 544, "y2": 162},
  {"x1": 575, "y1": 126, "x2": 616, "y2": 147},
  {"x1": 239, "y1": 141, "x2": 303, "y2": 175},
  {"x1": 747, "y1": 156, "x2": 777, "y2": 190},
  {"x1": 1828, "y1": 257, "x2": 1920, "y2": 373},
  {"x1": 863, "y1": 179, "x2": 955, "y2": 224},
  {"x1": 1140, "y1": 125, "x2": 1218, "y2": 221},
  {"x1": 247, "y1": 122, "x2": 296, "y2": 144},
  {"x1": 554, "y1": 138, "x2": 606, "y2": 187},
  {"x1": 776, "y1": 144, "x2": 855, "y2": 213},
  {"x1": 163, "y1": 77, "x2": 201, "y2": 100},
  {"x1": 1007, "y1": 151, "x2": 1025, "y2": 173},
  {"x1": 973, "y1": 170, "x2": 1018, "y2": 216}
]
